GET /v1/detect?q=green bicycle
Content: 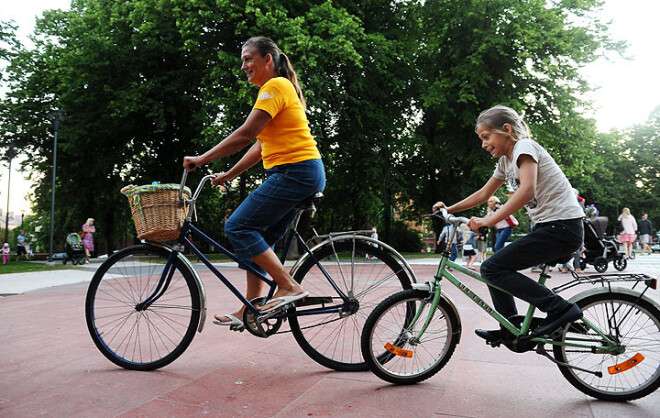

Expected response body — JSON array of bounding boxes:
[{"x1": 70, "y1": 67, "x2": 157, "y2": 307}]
[{"x1": 361, "y1": 209, "x2": 660, "y2": 402}]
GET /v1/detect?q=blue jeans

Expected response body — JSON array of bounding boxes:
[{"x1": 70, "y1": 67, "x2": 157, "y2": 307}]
[
  {"x1": 494, "y1": 227, "x2": 512, "y2": 252},
  {"x1": 225, "y1": 159, "x2": 325, "y2": 274},
  {"x1": 449, "y1": 243, "x2": 458, "y2": 261},
  {"x1": 480, "y1": 218, "x2": 583, "y2": 318}
]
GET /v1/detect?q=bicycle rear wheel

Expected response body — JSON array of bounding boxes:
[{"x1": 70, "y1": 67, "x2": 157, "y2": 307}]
[
  {"x1": 361, "y1": 289, "x2": 459, "y2": 384},
  {"x1": 553, "y1": 292, "x2": 660, "y2": 401},
  {"x1": 289, "y1": 239, "x2": 412, "y2": 371},
  {"x1": 85, "y1": 244, "x2": 201, "y2": 371}
]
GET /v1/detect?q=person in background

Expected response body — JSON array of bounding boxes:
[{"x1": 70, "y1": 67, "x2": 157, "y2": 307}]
[
  {"x1": 618, "y1": 208, "x2": 637, "y2": 259},
  {"x1": 475, "y1": 233, "x2": 488, "y2": 263},
  {"x1": 637, "y1": 213, "x2": 653, "y2": 255},
  {"x1": 460, "y1": 224, "x2": 478, "y2": 270},
  {"x1": 492, "y1": 201, "x2": 514, "y2": 252},
  {"x1": 560, "y1": 188, "x2": 586, "y2": 273},
  {"x1": 366, "y1": 227, "x2": 379, "y2": 260},
  {"x1": 2, "y1": 243, "x2": 10, "y2": 264},
  {"x1": 15, "y1": 229, "x2": 27, "y2": 262},
  {"x1": 438, "y1": 224, "x2": 458, "y2": 263},
  {"x1": 82, "y1": 218, "x2": 96, "y2": 264}
]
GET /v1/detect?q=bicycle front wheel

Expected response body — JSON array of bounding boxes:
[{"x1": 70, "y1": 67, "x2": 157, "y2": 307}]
[
  {"x1": 289, "y1": 239, "x2": 412, "y2": 371},
  {"x1": 85, "y1": 244, "x2": 201, "y2": 371},
  {"x1": 553, "y1": 292, "x2": 660, "y2": 401},
  {"x1": 361, "y1": 289, "x2": 459, "y2": 384}
]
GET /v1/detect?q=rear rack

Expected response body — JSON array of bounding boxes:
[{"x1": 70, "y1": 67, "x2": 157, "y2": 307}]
[{"x1": 552, "y1": 272, "x2": 657, "y2": 294}]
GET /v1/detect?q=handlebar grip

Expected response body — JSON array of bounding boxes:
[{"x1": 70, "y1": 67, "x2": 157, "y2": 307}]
[
  {"x1": 188, "y1": 163, "x2": 196, "y2": 169},
  {"x1": 478, "y1": 227, "x2": 489, "y2": 235}
]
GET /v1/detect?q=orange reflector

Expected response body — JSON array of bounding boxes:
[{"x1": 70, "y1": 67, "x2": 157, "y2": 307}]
[
  {"x1": 608, "y1": 353, "x2": 645, "y2": 375},
  {"x1": 385, "y1": 342, "x2": 413, "y2": 358}
]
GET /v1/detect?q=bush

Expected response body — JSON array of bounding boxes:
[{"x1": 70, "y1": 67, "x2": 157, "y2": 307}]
[{"x1": 389, "y1": 220, "x2": 423, "y2": 252}]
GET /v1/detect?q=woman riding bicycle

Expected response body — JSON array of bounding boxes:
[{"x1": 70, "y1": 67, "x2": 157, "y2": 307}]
[
  {"x1": 432, "y1": 105, "x2": 584, "y2": 342},
  {"x1": 184, "y1": 37, "x2": 325, "y2": 327}
]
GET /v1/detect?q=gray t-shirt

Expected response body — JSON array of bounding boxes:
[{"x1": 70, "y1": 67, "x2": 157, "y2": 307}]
[{"x1": 493, "y1": 138, "x2": 584, "y2": 224}]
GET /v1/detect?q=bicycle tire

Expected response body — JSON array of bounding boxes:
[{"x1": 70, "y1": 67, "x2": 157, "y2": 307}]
[
  {"x1": 289, "y1": 239, "x2": 412, "y2": 371},
  {"x1": 553, "y1": 292, "x2": 660, "y2": 401},
  {"x1": 361, "y1": 289, "x2": 459, "y2": 384},
  {"x1": 85, "y1": 244, "x2": 201, "y2": 371}
]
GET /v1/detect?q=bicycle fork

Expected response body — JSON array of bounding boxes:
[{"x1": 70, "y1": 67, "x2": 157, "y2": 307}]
[
  {"x1": 135, "y1": 249, "x2": 180, "y2": 311},
  {"x1": 407, "y1": 281, "x2": 444, "y2": 345}
]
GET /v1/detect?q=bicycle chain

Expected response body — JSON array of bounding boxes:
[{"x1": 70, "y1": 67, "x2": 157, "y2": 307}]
[{"x1": 274, "y1": 315, "x2": 344, "y2": 334}]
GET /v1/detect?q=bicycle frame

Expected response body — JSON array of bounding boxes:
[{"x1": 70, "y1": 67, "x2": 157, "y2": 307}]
[
  {"x1": 137, "y1": 171, "x2": 366, "y2": 327},
  {"x1": 411, "y1": 213, "x2": 622, "y2": 352}
]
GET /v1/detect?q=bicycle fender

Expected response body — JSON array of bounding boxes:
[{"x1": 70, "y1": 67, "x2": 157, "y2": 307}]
[
  {"x1": 411, "y1": 283, "x2": 463, "y2": 344},
  {"x1": 440, "y1": 291, "x2": 463, "y2": 344},
  {"x1": 150, "y1": 243, "x2": 208, "y2": 333},
  {"x1": 288, "y1": 234, "x2": 418, "y2": 284},
  {"x1": 568, "y1": 286, "x2": 660, "y2": 311}
]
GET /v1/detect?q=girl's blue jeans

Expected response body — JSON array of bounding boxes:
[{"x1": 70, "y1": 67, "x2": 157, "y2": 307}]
[
  {"x1": 225, "y1": 159, "x2": 325, "y2": 275},
  {"x1": 480, "y1": 218, "x2": 583, "y2": 319}
]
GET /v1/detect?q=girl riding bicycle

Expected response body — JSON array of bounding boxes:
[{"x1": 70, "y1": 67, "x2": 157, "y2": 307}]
[
  {"x1": 184, "y1": 37, "x2": 325, "y2": 327},
  {"x1": 432, "y1": 105, "x2": 584, "y2": 342}
]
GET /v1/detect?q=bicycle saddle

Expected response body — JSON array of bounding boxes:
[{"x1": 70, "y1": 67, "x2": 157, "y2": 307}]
[{"x1": 296, "y1": 192, "x2": 324, "y2": 210}]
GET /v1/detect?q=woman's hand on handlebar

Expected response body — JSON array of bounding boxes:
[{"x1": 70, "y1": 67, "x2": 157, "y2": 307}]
[
  {"x1": 183, "y1": 156, "x2": 204, "y2": 172},
  {"x1": 210, "y1": 172, "x2": 231, "y2": 186}
]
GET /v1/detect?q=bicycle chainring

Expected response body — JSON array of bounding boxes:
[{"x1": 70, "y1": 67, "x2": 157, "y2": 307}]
[{"x1": 243, "y1": 297, "x2": 284, "y2": 338}]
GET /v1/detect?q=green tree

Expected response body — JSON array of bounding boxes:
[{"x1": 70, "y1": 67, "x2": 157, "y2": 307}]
[
  {"x1": 574, "y1": 107, "x2": 660, "y2": 230},
  {"x1": 0, "y1": 0, "x2": 629, "y2": 254},
  {"x1": 406, "y1": 0, "x2": 622, "y2": 237},
  {"x1": 2, "y1": 1, "x2": 208, "y2": 252}
]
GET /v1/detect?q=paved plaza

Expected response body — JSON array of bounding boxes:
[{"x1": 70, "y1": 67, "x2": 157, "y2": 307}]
[{"x1": 1, "y1": 255, "x2": 659, "y2": 417}]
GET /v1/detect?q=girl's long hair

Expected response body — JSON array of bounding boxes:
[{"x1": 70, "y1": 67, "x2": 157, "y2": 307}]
[
  {"x1": 476, "y1": 105, "x2": 531, "y2": 141},
  {"x1": 243, "y1": 37, "x2": 306, "y2": 110}
]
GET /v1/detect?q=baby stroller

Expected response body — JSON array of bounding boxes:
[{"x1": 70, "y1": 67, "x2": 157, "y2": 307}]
[
  {"x1": 579, "y1": 216, "x2": 627, "y2": 273},
  {"x1": 64, "y1": 233, "x2": 86, "y2": 265}
]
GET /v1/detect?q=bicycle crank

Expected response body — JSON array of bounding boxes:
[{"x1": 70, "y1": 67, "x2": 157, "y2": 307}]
[{"x1": 243, "y1": 297, "x2": 284, "y2": 338}]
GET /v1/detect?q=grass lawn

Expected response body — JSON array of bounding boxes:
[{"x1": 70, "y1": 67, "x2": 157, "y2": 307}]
[{"x1": 0, "y1": 261, "x2": 77, "y2": 275}]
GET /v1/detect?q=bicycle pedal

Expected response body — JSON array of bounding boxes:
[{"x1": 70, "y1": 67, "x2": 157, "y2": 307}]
[
  {"x1": 230, "y1": 325, "x2": 245, "y2": 332},
  {"x1": 486, "y1": 339, "x2": 502, "y2": 348}
]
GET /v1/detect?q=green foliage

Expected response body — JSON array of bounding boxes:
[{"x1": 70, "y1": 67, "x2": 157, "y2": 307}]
[
  {"x1": 572, "y1": 107, "x2": 660, "y2": 231},
  {"x1": 389, "y1": 220, "x2": 423, "y2": 252},
  {"x1": 2, "y1": 0, "x2": 655, "y2": 255}
]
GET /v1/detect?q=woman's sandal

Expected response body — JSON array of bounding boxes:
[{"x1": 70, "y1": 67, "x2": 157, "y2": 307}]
[{"x1": 213, "y1": 314, "x2": 244, "y2": 331}]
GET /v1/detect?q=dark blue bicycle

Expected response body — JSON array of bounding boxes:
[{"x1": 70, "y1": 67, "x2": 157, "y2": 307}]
[{"x1": 85, "y1": 171, "x2": 415, "y2": 371}]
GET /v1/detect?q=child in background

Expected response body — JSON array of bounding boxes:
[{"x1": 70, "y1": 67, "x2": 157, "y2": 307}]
[
  {"x1": 475, "y1": 233, "x2": 488, "y2": 263},
  {"x1": 2, "y1": 243, "x2": 10, "y2": 264}
]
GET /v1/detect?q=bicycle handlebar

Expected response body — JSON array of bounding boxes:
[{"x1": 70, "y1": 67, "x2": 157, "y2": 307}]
[
  {"x1": 179, "y1": 168, "x2": 224, "y2": 204},
  {"x1": 426, "y1": 208, "x2": 470, "y2": 225},
  {"x1": 426, "y1": 209, "x2": 488, "y2": 235}
]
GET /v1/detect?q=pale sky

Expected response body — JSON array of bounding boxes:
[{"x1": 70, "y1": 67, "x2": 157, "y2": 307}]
[{"x1": 1, "y1": 0, "x2": 659, "y2": 215}]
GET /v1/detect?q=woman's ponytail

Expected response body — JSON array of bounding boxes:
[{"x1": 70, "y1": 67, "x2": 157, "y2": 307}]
[{"x1": 276, "y1": 53, "x2": 306, "y2": 110}]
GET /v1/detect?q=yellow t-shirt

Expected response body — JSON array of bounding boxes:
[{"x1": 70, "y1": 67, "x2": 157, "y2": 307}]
[{"x1": 253, "y1": 77, "x2": 321, "y2": 169}]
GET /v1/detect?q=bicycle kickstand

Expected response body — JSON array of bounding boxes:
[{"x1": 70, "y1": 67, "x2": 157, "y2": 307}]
[{"x1": 535, "y1": 344, "x2": 603, "y2": 378}]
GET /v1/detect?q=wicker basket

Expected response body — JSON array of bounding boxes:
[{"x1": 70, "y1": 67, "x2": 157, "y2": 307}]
[{"x1": 121, "y1": 183, "x2": 192, "y2": 242}]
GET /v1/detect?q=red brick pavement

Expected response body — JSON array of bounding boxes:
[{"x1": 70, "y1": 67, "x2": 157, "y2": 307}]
[{"x1": 0, "y1": 263, "x2": 658, "y2": 417}]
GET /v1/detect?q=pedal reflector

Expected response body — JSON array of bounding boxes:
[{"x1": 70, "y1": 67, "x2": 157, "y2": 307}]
[
  {"x1": 385, "y1": 342, "x2": 413, "y2": 358},
  {"x1": 608, "y1": 353, "x2": 645, "y2": 375}
]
